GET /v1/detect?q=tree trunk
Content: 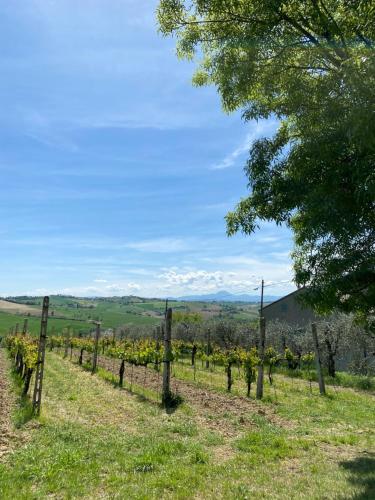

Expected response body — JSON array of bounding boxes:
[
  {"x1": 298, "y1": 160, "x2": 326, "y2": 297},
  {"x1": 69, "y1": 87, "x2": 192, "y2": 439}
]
[
  {"x1": 324, "y1": 334, "x2": 336, "y2": 377},
  {"x1": 312, "y1": 323, "x2": 326, "y2": 395},
  {"x1": 327, "y1": 352, "x2": 336, "y2": 378}
]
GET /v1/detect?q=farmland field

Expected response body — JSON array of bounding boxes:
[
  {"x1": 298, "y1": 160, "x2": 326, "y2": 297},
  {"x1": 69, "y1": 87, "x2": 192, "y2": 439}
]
[{"x1": 0, "y1": 295, "x2": 260, "y2": 336}]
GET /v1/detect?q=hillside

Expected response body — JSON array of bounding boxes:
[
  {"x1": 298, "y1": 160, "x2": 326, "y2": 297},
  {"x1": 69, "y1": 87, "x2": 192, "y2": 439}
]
[
  {"x1": 0, "y1": 299, "x2": 40, "y2": 316},
  {"x1": 0, "y1": 295, "x2": 260, "y2": 336}
]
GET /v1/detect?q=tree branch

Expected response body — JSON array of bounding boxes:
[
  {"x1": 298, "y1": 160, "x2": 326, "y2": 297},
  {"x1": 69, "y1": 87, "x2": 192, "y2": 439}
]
[{"x1": 279, "y1": 11, "x2": 342, "y2": 69}]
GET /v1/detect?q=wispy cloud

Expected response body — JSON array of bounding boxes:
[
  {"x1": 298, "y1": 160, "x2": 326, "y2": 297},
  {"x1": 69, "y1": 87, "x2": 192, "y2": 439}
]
[
  {"x1": 2, "y1": 235, "x2": 191, "y2": 254},
  {"x1": 25, "y1": 281, "x2": 142, "y2": 298},
  {"x1": 211, "y1": 119, "x2": 278, "y2": 170},
  {"x1": 124, "y1": 238, "x2": 189, "y2": 253}
]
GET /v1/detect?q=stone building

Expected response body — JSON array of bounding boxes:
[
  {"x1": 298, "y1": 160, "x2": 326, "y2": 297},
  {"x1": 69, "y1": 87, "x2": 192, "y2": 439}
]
[{"x1": 262, "y1": 288, "x2": 318, "y2": 327}]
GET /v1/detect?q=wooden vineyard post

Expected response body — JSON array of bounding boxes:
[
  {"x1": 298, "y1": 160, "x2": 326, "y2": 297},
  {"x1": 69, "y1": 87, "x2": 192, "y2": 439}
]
[
  {"x1": 162, "y1": 308, "x2": 172, "y2": 406},
  {"x1": 22, "y1": 318, "x2": 28, "y2": 335},
  {"x1": 69, "y1": 328, "x2": 73, "y2": 360},
  {"x1": 256, "y1": 317, "x2": 266, "y2": 400},
  {"x1": 156, "y1": 325, "x2": 161, "y2": 343},
  {"x1": 206, "y1": 328, "x2": 211, "y2": 369},
  {"x1": 119, "y1": 360, "x2": 125, "y2": 387},
  {"x1": 155, "y1": 326, "x2": 161, "y2": 371},
  {"x1": 92, "y1": 322, "x2": 101, "y2": 374},
  {"x1": 32, "y1": 296, "x2": 49, "y2": 416},
  {"x1": 312, "y1": 323, "x2": 326, "y2": 395},
  {"x1": 63, "y1": 328, "x2": 70, "y2": 358},
  {"x1": 15, "y1": 323, "x2": 19, "y2": 334}
]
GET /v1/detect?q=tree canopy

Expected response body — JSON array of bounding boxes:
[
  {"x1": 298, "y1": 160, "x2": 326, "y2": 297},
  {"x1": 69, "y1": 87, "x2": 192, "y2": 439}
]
[{"x1": 158, "y1": 0, "x2": 375, "y2": 325}]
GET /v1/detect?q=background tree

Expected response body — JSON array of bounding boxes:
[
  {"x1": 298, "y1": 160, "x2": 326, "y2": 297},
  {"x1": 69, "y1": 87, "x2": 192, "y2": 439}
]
[
  {"x1": 173, "y1": 311, "x2": 202, "y2": 341},
  {"x1": 158, "y1": 0, "x2": 375, "y2": 327}
]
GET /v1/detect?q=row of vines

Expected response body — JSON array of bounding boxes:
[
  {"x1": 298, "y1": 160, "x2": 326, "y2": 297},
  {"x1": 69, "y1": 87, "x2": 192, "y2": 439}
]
[
  {"x1": 49, "y1": 335, "x2": 315, "y2": 398},
  {"x1": 6, "y1": 334, "x2": 38, "y2": 395}
]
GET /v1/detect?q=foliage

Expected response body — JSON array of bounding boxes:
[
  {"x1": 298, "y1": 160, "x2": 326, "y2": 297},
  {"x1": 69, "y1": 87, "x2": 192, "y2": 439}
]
[
  {"x1": 6, "y1": 334, "x2": 38, "y2": 370},
  {"x1": 158, "y1": 0, "x2": 375, "y2": 323},
  {"x1": 284, "y1": 347, "x2": 300, "y2": 370},
  {"x1": 172, "y1": 311, "x2": 202, "y2": 325},
  {"x1": 242, "y1": 347, "x2": 259, "y2": 396},
  {"x1": 6, "y1": 333, "x2": 39, "y2": 395}
]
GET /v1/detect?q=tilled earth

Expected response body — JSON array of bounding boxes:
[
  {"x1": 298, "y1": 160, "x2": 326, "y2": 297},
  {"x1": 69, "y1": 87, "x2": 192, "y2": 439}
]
[
  {"x1": 64, "y1": 348, "x2": 290, "y2": 437},
  {"x1": 0, "y1": 349, "x2": 16, "y2": 460}
]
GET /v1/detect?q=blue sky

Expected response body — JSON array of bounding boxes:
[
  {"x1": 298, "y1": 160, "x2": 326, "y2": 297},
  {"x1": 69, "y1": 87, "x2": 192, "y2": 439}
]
[{"x1": 0, "y1": 0, "x2": 294, "y2": 298}]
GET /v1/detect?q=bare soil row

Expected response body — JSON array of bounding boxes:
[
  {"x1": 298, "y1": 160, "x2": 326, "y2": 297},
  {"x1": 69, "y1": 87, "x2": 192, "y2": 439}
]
[
  {"x1": 61, "y1": 348, "x2": 289, "y2": 436},
  {"x1": 0, "y1": 349, "x2": 16, "y2": 460}
]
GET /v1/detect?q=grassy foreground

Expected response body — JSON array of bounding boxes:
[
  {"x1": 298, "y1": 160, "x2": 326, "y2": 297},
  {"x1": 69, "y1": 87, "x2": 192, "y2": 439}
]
[{"x1": 0, "y1": 352, "x2": 374, "y2": 499}]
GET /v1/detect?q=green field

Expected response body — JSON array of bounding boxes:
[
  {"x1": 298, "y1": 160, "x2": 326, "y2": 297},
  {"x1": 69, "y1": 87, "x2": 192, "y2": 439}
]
[
  {"x1": 0, "y1": 295, "x2": 259, "y2": 337},
  {"x1": 0, "y1": 348, "x2": 374, "y2": 499},
  {"x1": 0, "y1": 311, "x2": 91, "y2": 337}
]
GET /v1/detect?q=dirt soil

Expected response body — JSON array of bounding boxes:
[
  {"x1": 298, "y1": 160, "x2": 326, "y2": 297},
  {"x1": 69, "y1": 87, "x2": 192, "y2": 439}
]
[
  {"x1": 0, "y1": 299, "x2": 40, "y2": 316},
  {"x1": 65, "y1": 348, "x2": 289, "y2": 437},
  {"x1": 0, "y1": 349, "x2": 17, "y2": 460}
]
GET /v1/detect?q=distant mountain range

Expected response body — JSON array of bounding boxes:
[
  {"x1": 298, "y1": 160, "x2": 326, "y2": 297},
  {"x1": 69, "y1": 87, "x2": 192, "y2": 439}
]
[{"x1": 175, "y1": 290, "x2": 280, "y2": 303}]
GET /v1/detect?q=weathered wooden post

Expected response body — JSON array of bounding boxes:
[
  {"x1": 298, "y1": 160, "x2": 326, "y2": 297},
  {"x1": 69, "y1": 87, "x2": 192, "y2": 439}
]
[
  {"x1": 191, "y1": 343, "x2": 197, "y2": 367},
  {"x1": 119, "y1": 359, "x2": 125, "y2": 387},
  {"x1": 156, "y1": 325, "x2": 161, "y2": 344},
  {"x1": 63, "y1": 327, "x2": 70, "y2": 358},
  {"x1": 256, "y1": 317, "x2": 266, "y2": 399},
  {"x1": 32, "y1": 296, "x2": 49, "y2": 416},
  {"x1": 206, "y1": 328, "x2": 211, "y2": 369},
  {"x1": 162, "y1": 308, "x2": 172, "y2": 406},
  {"x1": 155, "y1": 325, "x2": 162, "y2": 372},
  {"x1": 92, "y1": 322, "x2": 101, "y2": 374},
  {"x1": 312, "y1": 323, "x2": 326, "y2": 395},
  {"x1": 22, "y1": 318, "x2": 28, "y2": 335},
  {"x1": 15, "y1": 323, "x2": 19, "y2": 334},
  {"x1": 69, "y1": 327, "x2": 73, "y2": 360}
]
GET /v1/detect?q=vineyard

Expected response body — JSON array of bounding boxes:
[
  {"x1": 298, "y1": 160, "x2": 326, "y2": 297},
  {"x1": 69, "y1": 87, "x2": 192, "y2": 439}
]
[
  {"x1": 1, "y1": 302, "x2": 375, "y2": 499},
  {"x1": 6, "y1": 328, "x2": 319, "y2": 404}
]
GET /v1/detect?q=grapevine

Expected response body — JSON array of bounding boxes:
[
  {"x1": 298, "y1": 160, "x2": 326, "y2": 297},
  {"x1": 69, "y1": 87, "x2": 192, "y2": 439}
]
[
  {"x1": 6, "y1": 334, "x2": 38, "y2": 395},
  {"x1": 46, "y1": 334, "x2": 318, "y2": 398}
]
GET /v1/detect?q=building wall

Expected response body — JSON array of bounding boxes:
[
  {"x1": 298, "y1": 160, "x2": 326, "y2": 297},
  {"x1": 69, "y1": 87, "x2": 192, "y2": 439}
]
[
  {"x1": 263, "y1": 289, "x2": 374, "y2": 374},
  {"x1": 263, "y1": 288, "x2": 318, "y2": 327}
]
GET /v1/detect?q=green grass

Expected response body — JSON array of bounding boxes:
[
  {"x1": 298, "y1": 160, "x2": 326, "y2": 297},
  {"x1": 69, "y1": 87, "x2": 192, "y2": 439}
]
[
  {"x1": 279, "y1": 366, "x2": 375, "y2": 392},
  {"x1": 172, "y1": 359, "x2": 375, "y2": 440},
  {"x1": 1, "y1": 295, "x2": 259, "y2": 335},
  {"x1": 175, "y1": 356, "x2": 375, "y2": 393},
  {"x1": 0, "y1": 351, "x2": 374, "y2": 499},
  {"x1": 0, "y1": 310, "x2": 91, "y2": 337}
]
